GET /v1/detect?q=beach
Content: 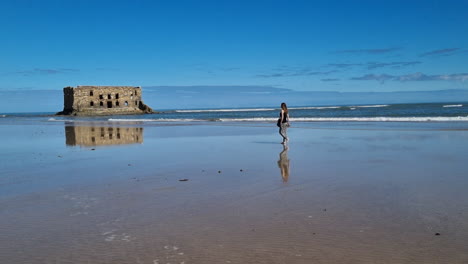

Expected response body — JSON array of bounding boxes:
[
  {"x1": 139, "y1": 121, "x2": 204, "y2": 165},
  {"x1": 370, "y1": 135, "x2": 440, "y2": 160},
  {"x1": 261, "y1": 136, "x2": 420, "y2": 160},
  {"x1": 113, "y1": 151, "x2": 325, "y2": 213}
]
[{"x1": 1, "y1": 120, "x2": 468, "y2": 263}]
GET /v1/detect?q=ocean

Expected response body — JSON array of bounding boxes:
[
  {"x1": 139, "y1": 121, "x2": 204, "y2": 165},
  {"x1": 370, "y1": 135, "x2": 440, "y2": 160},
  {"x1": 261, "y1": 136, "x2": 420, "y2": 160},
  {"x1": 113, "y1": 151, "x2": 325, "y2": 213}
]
[{"x1": 1, "y1": 102, "x2": 468, "y2": 123}]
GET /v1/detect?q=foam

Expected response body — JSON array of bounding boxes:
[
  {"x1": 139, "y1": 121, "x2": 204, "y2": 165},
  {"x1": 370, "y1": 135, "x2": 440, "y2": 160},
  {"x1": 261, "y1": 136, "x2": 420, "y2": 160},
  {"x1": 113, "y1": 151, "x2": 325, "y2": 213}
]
[
  {"x1": 109, "y1": 116, "x2": 468, "y2": 122},
  {"x1": 289, "y1": 116, "x2": 468, "y2": 122},
  {"x1": 443, "y1": 104, "x2": 463, "y2": 108},
  {"x1": 289, "y1": 106, "x2": 341, "y2": 110},
  {"x1": 353, "y1": 104, "x2": 389, "y2": 108},
  {"x1": 108, "y1": 118, "x2": 206, "y2": 122},
  {"x1": 175, "y1": 108, "x2": 275, "y2": 113}
]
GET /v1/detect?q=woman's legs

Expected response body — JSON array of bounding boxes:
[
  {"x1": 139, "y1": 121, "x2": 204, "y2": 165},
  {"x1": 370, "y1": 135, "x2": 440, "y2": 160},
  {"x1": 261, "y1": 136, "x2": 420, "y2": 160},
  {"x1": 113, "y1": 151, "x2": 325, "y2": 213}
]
[{"x1": 279, "y1": 123, "x2": 288, "y2": 143}]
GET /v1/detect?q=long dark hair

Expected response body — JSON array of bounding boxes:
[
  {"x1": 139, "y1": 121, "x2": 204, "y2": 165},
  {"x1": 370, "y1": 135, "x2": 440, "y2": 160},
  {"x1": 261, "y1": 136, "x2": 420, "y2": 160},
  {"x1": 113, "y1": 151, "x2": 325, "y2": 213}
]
[{"x1": 281, "y1": 102, "x2": 288, "y2": 114}]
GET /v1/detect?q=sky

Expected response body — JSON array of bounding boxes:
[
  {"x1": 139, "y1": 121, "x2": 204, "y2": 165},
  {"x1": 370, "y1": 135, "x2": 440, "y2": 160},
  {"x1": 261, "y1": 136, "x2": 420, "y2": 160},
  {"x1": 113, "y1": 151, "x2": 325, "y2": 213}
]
[{"x1": 1, "y1": 0, "x2": 468, "y2": 94}]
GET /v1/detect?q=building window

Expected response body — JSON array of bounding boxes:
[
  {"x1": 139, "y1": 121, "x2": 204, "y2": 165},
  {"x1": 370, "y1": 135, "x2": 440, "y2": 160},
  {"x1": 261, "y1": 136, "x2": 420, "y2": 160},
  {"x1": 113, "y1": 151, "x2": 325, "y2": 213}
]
[
  {"x1": 90, "y1": 91, "x2": 94, "y2": 96},
  {"x1": 107, "y1": 101, "x2": 113, "y2": 108},
  {"x1": 135, "y1": 101, "x2": 138, "y2": 106},
  {"x1": 99, "y1": 94, "x2": 103, "y2": 99},
  {"x1": 135, "y1": 91, "x2": 138, "y2": 96},
  {"x1": 116, "y1": 93, "x2": 119, "y2": 99},
  {"x1": 116, "y1": 101, "x2": 120, "y2": 106},
  {"x1": 107, "y1": 94, "x2": 111, "y2": 99},
  {"x1": 90, "y1": 101, "x2": 94, "y2": 106},
  {"x1": 125, "y1": 101, "x2": 128, "y2": 106},
  {"x1": 100, "y1": 101, "x2": 104, "y2": 106},
  {"x1": 91, "y1": 137, "x2": 95, "y2": 143}
]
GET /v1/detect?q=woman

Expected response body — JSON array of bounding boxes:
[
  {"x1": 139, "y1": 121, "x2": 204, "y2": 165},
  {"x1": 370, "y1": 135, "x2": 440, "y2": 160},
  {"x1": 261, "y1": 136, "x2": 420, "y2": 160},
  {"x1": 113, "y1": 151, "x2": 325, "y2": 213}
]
[{"x1": 278, "y1": 102, "x2": 290, "y2": 144}]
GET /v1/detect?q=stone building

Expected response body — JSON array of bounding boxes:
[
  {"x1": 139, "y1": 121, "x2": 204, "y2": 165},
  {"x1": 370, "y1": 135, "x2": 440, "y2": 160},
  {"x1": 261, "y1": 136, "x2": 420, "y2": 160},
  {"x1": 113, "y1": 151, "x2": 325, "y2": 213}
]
[{"x1": 57, "y1": 86, "x2": 153, "y2": 115}]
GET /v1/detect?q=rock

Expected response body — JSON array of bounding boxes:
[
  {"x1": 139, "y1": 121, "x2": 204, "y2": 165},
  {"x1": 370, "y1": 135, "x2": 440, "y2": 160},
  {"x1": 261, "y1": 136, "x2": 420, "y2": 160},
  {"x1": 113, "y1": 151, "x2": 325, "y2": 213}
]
[
  {"x1": 435, "y1": 233, "x2": 441, "y2": 236},
  {"x1": 179, "y1": 179, "x2": 189, "y2": 182}
]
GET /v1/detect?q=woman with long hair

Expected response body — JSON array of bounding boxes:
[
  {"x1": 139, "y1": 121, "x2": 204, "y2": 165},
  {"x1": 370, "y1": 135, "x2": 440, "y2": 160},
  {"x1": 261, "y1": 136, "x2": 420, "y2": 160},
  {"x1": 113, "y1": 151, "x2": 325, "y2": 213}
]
[{"x1": 278, "y1": 102, "x2": 290, "y2": 144}]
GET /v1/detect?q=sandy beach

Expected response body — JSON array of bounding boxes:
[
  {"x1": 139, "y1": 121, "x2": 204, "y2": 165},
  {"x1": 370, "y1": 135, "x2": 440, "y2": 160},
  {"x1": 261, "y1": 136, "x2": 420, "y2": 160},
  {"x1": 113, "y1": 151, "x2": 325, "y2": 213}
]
[{"x1": 1, "y1": 120, "x2": 468, "y2": 264}]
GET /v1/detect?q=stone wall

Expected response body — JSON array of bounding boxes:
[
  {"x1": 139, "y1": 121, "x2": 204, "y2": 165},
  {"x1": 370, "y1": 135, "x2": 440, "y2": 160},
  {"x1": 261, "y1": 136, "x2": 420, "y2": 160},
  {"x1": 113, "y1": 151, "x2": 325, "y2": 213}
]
[{"x1": 59, "y1": 86, "x2": 153, "y2": 115}]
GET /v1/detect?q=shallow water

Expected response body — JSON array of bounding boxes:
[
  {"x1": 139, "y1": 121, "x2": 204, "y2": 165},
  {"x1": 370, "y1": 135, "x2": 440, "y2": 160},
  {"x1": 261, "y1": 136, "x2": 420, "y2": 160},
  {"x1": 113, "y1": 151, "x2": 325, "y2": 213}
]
[{"x1": 1, "y1": 121, "x2": 468, "y2": 263}]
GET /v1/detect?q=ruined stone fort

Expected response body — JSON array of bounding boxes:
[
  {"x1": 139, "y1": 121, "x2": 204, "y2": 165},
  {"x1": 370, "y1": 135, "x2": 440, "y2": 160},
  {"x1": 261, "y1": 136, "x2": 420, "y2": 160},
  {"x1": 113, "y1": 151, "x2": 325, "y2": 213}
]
[{"x1": 58, "y1": 86, "x2": 153, "y2": 116}]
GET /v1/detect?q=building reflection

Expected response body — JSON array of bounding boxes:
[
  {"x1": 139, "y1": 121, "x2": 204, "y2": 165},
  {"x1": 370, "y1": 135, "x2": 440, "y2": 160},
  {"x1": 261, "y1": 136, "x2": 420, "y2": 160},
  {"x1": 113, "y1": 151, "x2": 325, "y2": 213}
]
[
  {"x1": 277, "y1": 145, "x2": 290, "y2": 182},
  {"x1": 65, "y1": 125, "x2": 143, "y2": 147}
]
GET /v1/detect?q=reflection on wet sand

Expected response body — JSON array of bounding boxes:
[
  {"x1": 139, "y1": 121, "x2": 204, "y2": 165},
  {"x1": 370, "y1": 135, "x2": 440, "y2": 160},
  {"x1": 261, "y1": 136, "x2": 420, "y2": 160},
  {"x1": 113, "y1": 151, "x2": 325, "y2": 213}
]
[
  {"x1": 65, "y1": 125, "x2": 143, "y2": 147},
  {"x1": 277, "y1": 145, "x2": 290, "y2": 182}
]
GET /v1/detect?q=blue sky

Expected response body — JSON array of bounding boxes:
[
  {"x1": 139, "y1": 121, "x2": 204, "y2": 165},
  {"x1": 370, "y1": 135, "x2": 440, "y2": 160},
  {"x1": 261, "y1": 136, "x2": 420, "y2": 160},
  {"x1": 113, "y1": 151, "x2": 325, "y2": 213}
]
[{"x1": 1, "y1": 0, "x2": 468, "y2": 93}]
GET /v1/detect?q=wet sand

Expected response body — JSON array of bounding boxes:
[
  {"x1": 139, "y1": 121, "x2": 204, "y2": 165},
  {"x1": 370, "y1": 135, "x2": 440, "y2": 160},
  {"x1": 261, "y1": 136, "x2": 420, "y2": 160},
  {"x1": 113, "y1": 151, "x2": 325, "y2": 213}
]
[{"x1": 1, "y1": 121, "x2": 468, "y2": 263}]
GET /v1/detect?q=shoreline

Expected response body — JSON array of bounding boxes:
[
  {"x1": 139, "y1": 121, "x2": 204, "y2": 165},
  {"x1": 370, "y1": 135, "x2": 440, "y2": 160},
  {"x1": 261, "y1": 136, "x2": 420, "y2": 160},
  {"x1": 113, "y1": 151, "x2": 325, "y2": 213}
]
[{"x1": 1, "y1": 121, "x2": 468, "y2": 263}]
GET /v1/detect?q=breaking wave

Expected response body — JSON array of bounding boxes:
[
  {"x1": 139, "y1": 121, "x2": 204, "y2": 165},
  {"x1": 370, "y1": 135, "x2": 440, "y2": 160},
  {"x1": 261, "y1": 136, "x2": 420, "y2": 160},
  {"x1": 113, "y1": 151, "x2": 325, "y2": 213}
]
[
  {"x1": 443, "y1": 104, "x2": 463, "y2": 108},
  {"x1": 173, "y1": 104, "x2": 389, "y2": 112}
]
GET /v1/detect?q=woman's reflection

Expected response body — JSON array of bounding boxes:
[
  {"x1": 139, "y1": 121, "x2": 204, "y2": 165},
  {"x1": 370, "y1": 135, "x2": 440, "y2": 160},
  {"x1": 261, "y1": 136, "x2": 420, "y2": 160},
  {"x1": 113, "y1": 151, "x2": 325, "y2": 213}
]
[{"x1": 277, "y1": 144, "x2": 290, "y2": 182}]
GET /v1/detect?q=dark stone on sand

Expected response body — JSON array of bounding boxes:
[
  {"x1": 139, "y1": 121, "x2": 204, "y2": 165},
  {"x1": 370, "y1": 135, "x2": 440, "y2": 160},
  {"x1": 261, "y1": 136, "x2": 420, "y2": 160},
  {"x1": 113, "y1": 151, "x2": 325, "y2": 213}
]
[
  {"x1": 435, "y1": 233, "x2": 441, "y2": 236},
  {"x1": 240, "y1": 169, "x2": 243, "y2": 172},
  {"x1": 218, "y1": 170, "x2": 222, "y2": 173},
  {"x1": 179, "y1": 179, "x2": 189, "y2": 182}
]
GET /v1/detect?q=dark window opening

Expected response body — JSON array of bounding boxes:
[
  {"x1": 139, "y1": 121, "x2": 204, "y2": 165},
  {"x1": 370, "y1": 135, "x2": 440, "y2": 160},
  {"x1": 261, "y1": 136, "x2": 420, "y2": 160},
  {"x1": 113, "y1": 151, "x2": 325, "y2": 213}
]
[
  {"x1": 90, "y1": 91, "x2": 94, "y2": 96},
  {"x1": 117, "y1": 133, "x2": 121, "y2": 139},
  {"x1": 90, "y1": 101, "x2": 94, "y2": 106},
  {"x1": 135, "y1": 101, "x2": 138, "y2": 106},
  {"x1": 136, "y1": 136, "x2": 139, "y2": 141},
  {"x1": 101, "y1": 133, "x2": 105, "y2": 138},
  {"x1": 100, "y1": 101, "x2": 104, "y2": 106},
  {"x1": 99, "y1": 94, "x2": 103, "y2": 99},
  {"x1": 107, "y1": 101, "x2": 113, "y2": 108},
  {"x1": 125, "y1": 101, "x2": 128, "y2": 106},
  {"x1": 107, "y1": 94, "x2": 111, "y2": 99},
  {"x1": 116, "y1": 93, "x2": 119, "y2": 99},
  {"x1": 91, "y1": 128, "x2": 95, "y2": 132},
  {"x1": 109, "y1": 133, "x2": 113, "y2": 139},
  {"x1": 91, "y1": 137, "x2": 95, "y2": 142},
  {"x1": 135, "y1": 91, "x2": 138, "y2": 96},
  {"x1": 116, "y1": 101, "x2": 120, "y2": 106}
]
